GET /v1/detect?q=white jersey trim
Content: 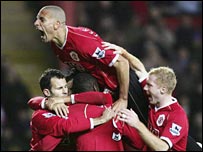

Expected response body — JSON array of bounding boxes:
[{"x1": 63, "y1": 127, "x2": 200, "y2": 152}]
[
  {"x1": 108, "y1": 54, "x2": 119, "y2": 67},
  {"x1": 71, "y1": 94, "x2": 75, "y2": 104},
  {"x1": 160, "y1": 136, "x2": 173, "y2": 148},
  {"x1": 41, "y1": 98, "x2": 46, "y2": 109},
  {"x1": 139, "y1": 73, "x2": 148, "y2": 83},
  {"x1": 90, "y1": 118, "x2": 94, "y2": 129},
  {"x1": 57, "y1": 26, "x2": 68, "y2": 50}
]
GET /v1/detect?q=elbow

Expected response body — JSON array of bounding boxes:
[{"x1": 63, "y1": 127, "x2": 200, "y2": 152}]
[
  {"x1": 154, "y1": 142, "x2": 169, "y2": 151},
  {"x1": 113, "y1": 55, "x2": 129, "y2": 70},
  {"x1": 120, "y1": 55, "x2": 129, "y2": 68}
]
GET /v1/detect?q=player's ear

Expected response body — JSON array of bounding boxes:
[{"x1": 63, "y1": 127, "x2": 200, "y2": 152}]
[
  {"x1": 93, "y1": 84, "x2": 99, "y2": 92},
  {"x1": 43, "y1": 89, "x2": 51, "y2": 97},
  {"x1": 54, "y1": 21, "x2": 60, "y2": 30},
  {"x1": 160, "y1": 87, "x2": 167, "y2": 95}
]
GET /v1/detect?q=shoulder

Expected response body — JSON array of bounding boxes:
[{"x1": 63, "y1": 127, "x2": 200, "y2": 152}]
[
  {"x1": 68, "y1": 26, "x2": 101, "y2": 39},
  {"x1": 32, "y1": 109, "x2": 55, "y2": 119}
]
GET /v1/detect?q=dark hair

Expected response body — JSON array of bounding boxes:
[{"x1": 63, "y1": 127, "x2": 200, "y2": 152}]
[
  {"x1": 71, "y1": 73, "x2": 99, "y2": 93},
  {"x1": 39, "y1": 68, "x2": 65, "y2": 91}
]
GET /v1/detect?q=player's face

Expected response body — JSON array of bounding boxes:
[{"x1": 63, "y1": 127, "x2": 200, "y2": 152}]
[
  {"x1": 34, "y1": 9, "x2": 56, "y2": 42},
  {"x1": 143, "y1": 75, "x2": 161, "y2": 105},
  {"x1": 49, "y1": 77, "x2": 68, "y2": 97}
]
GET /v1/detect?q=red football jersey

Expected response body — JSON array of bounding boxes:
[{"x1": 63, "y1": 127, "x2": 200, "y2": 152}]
[
  {"x1": 29, "y1": 92, "x2": 123, "y2": 151},
  {"x1": 146, "y1": 100, "x2": 189, "y2": 151},
  {"x1": 51, "y1": 26, "x2": 119, "y2": 91},
  {"x1": 140, "y1": 78, "x2": 189, "y2": 151},
  {"x1": 30, "y1": 106, "x2": 91, "y2": 151}
]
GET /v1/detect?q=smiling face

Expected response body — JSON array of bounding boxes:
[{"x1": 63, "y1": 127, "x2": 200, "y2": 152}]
[
  {"x1": 143, "y1": 74, "x2": 162, "y2": 105},
  {"x1": 34, "y1": 9, "x2": 56, "y2": 42}
]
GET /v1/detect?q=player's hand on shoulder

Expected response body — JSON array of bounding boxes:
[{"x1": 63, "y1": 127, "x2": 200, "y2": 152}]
[
  {"x1": 102, "y1": 42, "x2": 126, "y2": 55},
  {"x1": 112, "y1": 98, "x2": 128, "y2": 114},
  {"x1": 52, "y1": 103, "x2": 69, "y2": 118}
]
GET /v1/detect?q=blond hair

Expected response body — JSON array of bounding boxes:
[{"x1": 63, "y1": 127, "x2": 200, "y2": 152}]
[
  {"x1": 40, "y1": 5, "x2": 66, "y2": 24},
  {"x1": 149, "y1": 67, "x2": 177, "y2": 94}
]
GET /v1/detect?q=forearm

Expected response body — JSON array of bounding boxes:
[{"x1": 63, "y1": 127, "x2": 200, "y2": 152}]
[
  {"x1": 136, "y1": 122, "x2": 169, "y2": 151},
  {"x1": 122, "y1": 49, "x2": 147, "y2": 78},
  {"x1": 114, "y1": 55, "x2": 129, "y2": 100},
  {"x1": 92, "y1": 106, "x2": 114, "y2": 127},
  {"x1": 49, "y1": 92, "x2": 112, "y2": 105},
  {"x1": 92, "y1": 117, "x2": 106, "y2": 127}
]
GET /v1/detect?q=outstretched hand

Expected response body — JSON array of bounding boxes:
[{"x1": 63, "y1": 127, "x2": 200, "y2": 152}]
[
  {"x1": 102, "y1": 42, "x2": 126, "y2": 55},
  {"x1": 117, "y1": 108, "x2": 140, "y2": 128},
  {"x1": 45, "y1": 97, "x2": 70, "y2": 117},
  {"x1": 52, "y1": 103, "x2": 69, "y2": 118},
  {"x1": 100, "y1": 106, "x2": 116, "y2": 123}
]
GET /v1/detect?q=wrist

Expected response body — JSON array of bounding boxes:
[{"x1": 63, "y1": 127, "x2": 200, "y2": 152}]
[
  {"x1": 64, "y1": 96, "x2": 71, "y2": 103},
  {"x1": 93, "y1": 117, "x2": 105, "y2": 127},
  {"x1": 119, "y1": 96, "x2": 128, "y2": 101}
]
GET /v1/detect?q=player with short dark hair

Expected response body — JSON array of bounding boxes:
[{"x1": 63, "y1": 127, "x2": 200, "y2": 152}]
[
  {"x1": 29, "y1": 68, "x2": 115, "y2": 151},
  {"x1": 34, "y1": 5, "x2": 149, "y2": 124}
]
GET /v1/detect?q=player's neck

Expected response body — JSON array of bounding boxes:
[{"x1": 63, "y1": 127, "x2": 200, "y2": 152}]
[{"x1": 53, "y1": 26, "x2": 67, "y2": 47}]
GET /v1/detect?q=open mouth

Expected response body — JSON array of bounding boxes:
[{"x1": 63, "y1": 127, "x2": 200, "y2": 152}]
[
  {"x1": 39, "y1": 30, "x2": 44, "y2": 36},
  {"x1": 38, "y1": 30, "x2": 46, "y2": 41},
  {"x1": 39, "y1": 30, "x2": 45, "y2": 37},
  {"x1": 146, "y1": 92, "x2": 152, "y2": 101}
]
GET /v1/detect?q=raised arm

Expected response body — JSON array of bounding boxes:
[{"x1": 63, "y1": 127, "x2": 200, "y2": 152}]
[
  {"x1": 102, "y1": 42, "x2": 148, "y2": 79},
  {"x1": 111, "y1": 54, "x2": 129, "y2": 112}
]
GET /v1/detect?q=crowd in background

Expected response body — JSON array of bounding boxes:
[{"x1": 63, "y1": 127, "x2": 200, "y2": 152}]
[{"x1": 1, "y1": 1, "x2": 202, "y2": 151}]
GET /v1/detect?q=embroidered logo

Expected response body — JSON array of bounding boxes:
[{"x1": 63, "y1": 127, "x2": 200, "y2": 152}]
[
  {"x1": 156, "y1": 114, "x2": 165, "y2": 126},
  {"x1": 169, "y1": 123, "x2": 182, "y2": 136},
  {"x1": 70, "y1": 51, "x2": 80, "y2": 61},
  {"x1": 112, "y1": 132, "x2": 121, "y2": 141},
  {"x1": 92, "y1": 47, "x2": 105, "y2": 59}
]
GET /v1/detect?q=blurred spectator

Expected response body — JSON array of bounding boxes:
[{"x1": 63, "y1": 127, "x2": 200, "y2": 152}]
[
  {"x1": 1, "y1": 56, "x2": 31, "y2": 151},
  {"x1": 1, "y1": 107, "x2": 6, "y2": 137},
  {"x1": 178, "y1": 94, "x2": 191, "y2": 117},
  {"x1": 190, "y1": 111, "x2": 202, "y2": 143},
  {"x1": 142, "y1": 41, "x2": 167, "y2": 70},
  {"x1": 174, "y1": 1, "x2": 202, "y2": 15},
  {"x1": 175, "y1": 14, "x2": 196, "y2": 49}
]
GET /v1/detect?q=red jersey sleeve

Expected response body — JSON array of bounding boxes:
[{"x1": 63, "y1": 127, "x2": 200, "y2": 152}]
[
  {"x1": 31, "y1": 110, "x2": 91, "y2": 137},
  {"x1": 160, "y1": 108, "x2": 189, "y2": 150},
  {"x1": 73, "y1": 91, "x2": 113, "y2": 105},
  {"x1": 114, "y1": 119, "x2": 145, "y2": 150},
  {"x1": 140, "y1": 78, "x2": 147, "y2": 88},
  {"x1": 28, "y1": 96, "x2": 45, "y2": 110}
]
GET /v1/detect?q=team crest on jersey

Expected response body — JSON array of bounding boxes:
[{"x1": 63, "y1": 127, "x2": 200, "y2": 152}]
[
  {"x1": 156, "y1": 114, "x2": 165, "y2": 126},
  {"x1": 70, "y1": 51, "x2": 80, "y2": 61},
  {"x1": 112, "y1": 132, "x2": 121, "y2": 141},
  {"x1": 92, "y1": 47, "x2": 105, "y2": 59},
  {"x1": 169, "y1": 123, "x2": 182, "y2": 136}
]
